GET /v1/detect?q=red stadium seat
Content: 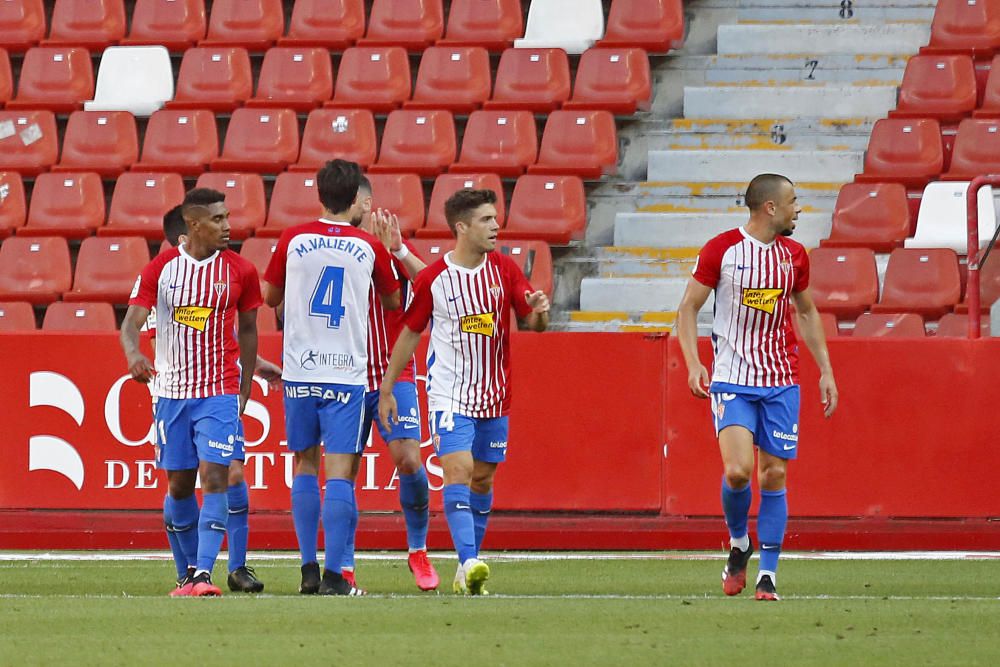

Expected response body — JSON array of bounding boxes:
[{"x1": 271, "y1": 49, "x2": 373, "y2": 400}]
[
  {"x1": 504, "y1": 175, "x2": 586, "y2": 244},
  {"x1": 0, "y1": 171, "x2": 27, "y2": 238},
  {"x1": 43, "y1": 0, "x2": 125, "y2": 50},
  {"x1": 6, "y1": 47, "x2": 93, "y2": 112},
  {"x1": 360, "y1": 0, "x2": 444, "y2": 51},
  {"x1": 923, "y1": 0, "x2": 1000, "y2": 58},
  {"x1": 167, "y1": 47, "x2": 253, "y2": 112},
  {"x1": 852, "y1": 312, "x2": 926, "y2": 337},
  {"x1": 194, "y1": 172, "x2": 265, "y2": 240},
  {"x1": 260, "y1": 172, "x2": 322, "y2": 237},
  {"x1": 529, "y1": 110, "x2": 618, "y2": 178},
  {"x1": 239, "y1": 236, "x2": 278, "y2": 277},
  {"x1": 42, "y1": 301, "x2": 117, "y2": 330},
  {"x1": 256, "y1": 303, "x2": 278, "y2": 331},
  {"x1": 65, "y1": 236, "x2": 150, "y2": 303},
  {"x1": 369, "y1": 110, "x2": 456, "y2": 176},
  {"x1": 0, "y1": 110, "x2": 59, "y2": 176},
  {"x1": 122, "y1": 0, "x2": 206, "y2": 51},
  {"x1": 871, "y1": 248, "x2": 962, "y2": 319},
  {"x1": 820, "y1": 183, "x2": 910, "y2": 252},
  {"x1": 942, "y1": 118, "x2": 1000, "y2": 179},
  {"x1": 438, "y1": 0, "x2": 524, "y2": 51},
  {"x1": 0, "y1": 49, "x2": 12, "y2": 105},
  {"x1": 958, "y1": 245, "x2": 1000, "y2": 312},
  {"x1": 405, "y1": 46, "x2": 492, "y2": 113},
  {"x1": 935, "y1": 312, "x2": 990, "y2": 336},
  {"x1": 200, "y1": 0, "x2": 284, "y2": 50},
  {"x1": 21, "y1": 172, "x2": 105, "y2": 239},
  {"x1": 325, "y1": 46, "x2": 411, "y2": 113},
  {"x1": 0, "y1": 0, "x2": 45, "y2": 52},
  {"x1": 422, "y1": 173, "x2": 505, "y2": 238},
  {"x1": 0, "y1": 236, "x2": 72, "y2": 304},
  {"x1": 134, "y1": 109, "x2": 219, "y2": 175},
  {"x1": 599, "y1": 0, "x2": 684, "y2": 53},
  {"x1": 889, "y1": 55, "x2": 976, "y2": 122},
  {"x1": 855, "y1": 119, "x2": 943, "y2": 188},
  {"x1": 293, "y1": 108, "x2": 378, "y2": 172},
  {"x1": 496, "y1": 239, "x2": 554, "y2": 296},
  {"x1": 807, "y1": 247, "x2": 879, "y2": 320},
  {"x1": 102, "y1": 172, "x2": 185, "y2": 239},
  {"x1": 247, "y1": 47, "x2": 333, "y2": 111},
  {"x1": 974, "y1": 54, "x2": 1000, "y2": 117},
  {"x1": 451, "y1": 110, "x2": 537, "y2": 176},
  {"x1": 564, "y1": 48, "x2": 653, "y2": 114},
  {"x1": 367, "y1": 172, "x2": 426, "y2": 237},
  {"x1": 792, "y1": 311, "x2": 839, "y2": 340},
  {"x1": 279, "y1": 0, "x2": 364, "y2": 49},
  {"x1": 0, "y1": 301, "x2": 36, "y2": 330},
  {"x1": 407, "y1": 237, "x2": 455, "y2": 265},
  {"x1": 211, "y1": 108, "x2": 300, "y2": 173},
  {"x1": 485, "y1": 48, "x2": 570, "y2": 112},
  {"x1": 54, "y1": 111, "x2": 138, "y2": 176}
]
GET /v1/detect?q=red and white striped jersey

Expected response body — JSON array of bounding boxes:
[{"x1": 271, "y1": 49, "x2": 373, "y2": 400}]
[
  {"x1": 692, "y1": 227, "x2": 810, "y2": 387},
  {"x1": 129, "y1": 245, "x2": 262, "y2": 399},
  {"x1": 264, "y1": 219, "x2": 398, "y2": 386},
  {"x1": 403, "y1": 251, "x2": 534, "y2": 418},
  {"x1": 365, "y1": 241, "x2": 421, "y2": 391}
]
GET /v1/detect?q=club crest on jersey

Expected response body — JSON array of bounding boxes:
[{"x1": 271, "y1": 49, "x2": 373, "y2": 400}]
[
  {"x1": 741, "y1": 288, "x2": 783, "y2": 315},
  {"x1": 489, "y1": 283, "x2": 501, "y2": 299},
  {"x1": 460, "y1": 312, "x2": 496, "y2": 337},
  {"x1": 173, "y1": 305, "x2": 214, "y2": 331}
]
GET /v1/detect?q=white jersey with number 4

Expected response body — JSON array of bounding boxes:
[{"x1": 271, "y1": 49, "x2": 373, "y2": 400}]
[{"x1": 264, "y1": 219, "x2": 398, "y2": 386}]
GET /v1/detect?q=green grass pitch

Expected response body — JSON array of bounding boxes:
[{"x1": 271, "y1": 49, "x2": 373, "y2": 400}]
[{"x1": 1, "y1": 553, "x2": 998, "y2": 666}]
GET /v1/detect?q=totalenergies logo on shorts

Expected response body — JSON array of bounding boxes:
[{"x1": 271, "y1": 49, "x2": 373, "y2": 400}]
[
  {"x1": 741, "y1": 288, "x2": 783, "y2": 315},
  {"x1": 459, "y1": 312, "x2": 496, "y2": 337},
  {"x1": 173, "y1": 305, "x2": 214, "y2": 331}
]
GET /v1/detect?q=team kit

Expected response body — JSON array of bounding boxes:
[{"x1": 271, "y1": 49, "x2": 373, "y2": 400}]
[{"x1": 120, "y1": 166, "x2": 836, "y2": 601}]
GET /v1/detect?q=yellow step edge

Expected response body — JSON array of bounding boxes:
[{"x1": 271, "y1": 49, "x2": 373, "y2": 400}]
[
  {"x1": 569, "y1": 311, "x2": 630, "y2": 323},
  {"x1": 603, "y1": 247, "x2": 699, "y2": 259},
  {"x1": 620, "y1": 324, "x2": 674, "y2": 333},
  {"x1": 640, "y1": 312, "x2": 679, "y2": 324}
]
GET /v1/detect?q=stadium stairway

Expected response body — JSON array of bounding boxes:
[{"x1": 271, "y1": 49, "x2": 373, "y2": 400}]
[{"x1": 560, "y1": 0, "x2": 935, "y2": 333}]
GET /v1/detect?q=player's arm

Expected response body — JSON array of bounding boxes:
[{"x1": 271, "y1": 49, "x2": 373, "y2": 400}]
[
  {"x1": 262, "y1": 281, "x2": 283, "y2": 308},
  {"x1": 378, "y1": 324, "x2": 423, "y2": 431},
  {"x1": 120, "y1": 304, "x2": 155, "y2": 383},
  {"x1": 254, "y1": 355, "x2": 282, "y2": 390},
  {"x1": 676, "y1": 279, "x2": 714, "y2": 399},
  {"x1": 792, "y1": 289, "x2": 838, "y2": 418},
  {"x1": 237, "y1": 309, "x2": 258, "y2": 414},
  {"x1": 519, "y1": 291, "x2": 550, "y2": 332},
  {"x1": 374, "y1": 208, "x2": 427, "y2": 279}
]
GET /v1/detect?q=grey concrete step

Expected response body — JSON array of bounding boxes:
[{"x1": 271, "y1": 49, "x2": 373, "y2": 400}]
[
  {"x1": 645, "y1": 122, "x2": 873, "y2": 151},
  {"x1": 648, "y1": 149, "x2": 862, "y2": 182},
  {"x1": 683, "y1": 84, "x2": 899, "y2": 119},
  {"x1": 736, "y1": 7, "x2": 935, "y2": 22},
  {"x1": 596, "y1": 246, "x2": 699, "y2": 278},
  {"x1": 580, "y1": 276, "x2": 716, "y2": 313},
  {"x1": 613, "y1": 212, "x2": 833, "y2": 248},
  {"x1": 718, "y1": 23, "x2": 930, "y2": 55},
  {"x1": 634, "y1": 180, "x2": 842, "y2": 212},
  {"x1": 721, "y1": 0, "x2": 934, "y2": 6}
]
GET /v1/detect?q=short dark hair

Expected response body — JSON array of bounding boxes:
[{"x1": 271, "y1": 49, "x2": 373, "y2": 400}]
[
  {"x1": 162, "y1": 205, "x2": 186, "y2": 246},
  {"x1": 443, "y1": 189, "x2": 498, "y2": 235},
  {"x1": 744, "y1": 174, "x2": 793, "y2": 212},
  {"x1": 317, "y1": 159, "x2": 362, "y2": 214},
  {"x1": 357, "y1": 174, "x2": 372, "y2": 196},
  {"x1": 182, "y1": 187, "x2": 225, "y2": 210}
]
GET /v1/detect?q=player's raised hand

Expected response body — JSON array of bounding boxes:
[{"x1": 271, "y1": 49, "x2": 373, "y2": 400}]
[
  {"x1": 525, "y1": 290, "x2": 550, "y2": 313},
  {"x1": 127, "y1": 353, "x2": 155, "y2": 384},
  {"x1": 688, "y1": 364, "x2": 710, "y2": 399},
  {"x1": 374, "y1": 208, "x2": 403, "y2": 252},
  {"x1": 819, "y1": 372, "x2": 838, "y2": 418},
  {"x1": 254, "y1": 356, "x2": 283, "y2": 390}
]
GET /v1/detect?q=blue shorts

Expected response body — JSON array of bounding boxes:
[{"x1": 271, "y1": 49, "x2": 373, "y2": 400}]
[
  {"x1": 360, "y1": 382, "x2": 421, "y2": 447},
  {"x1": 430, "y1": 411, "x2": 508, "y2": 463},
  {"x1": 710, "y1": 382, "x2": 801, "y2": 460},
  {"x1": 154, "y1": 395, "x2": 243, "y2": 470},
  {"x1": 283, "y1": 381, "x2": 366, "y2": 454}
]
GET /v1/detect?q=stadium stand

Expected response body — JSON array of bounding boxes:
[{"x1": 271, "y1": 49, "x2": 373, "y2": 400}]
[
  {"x1": 0, "y1": 236, "x2": 72, "y2": 304},
  {"x1": 84, "y1": 46, "x2": 174, "y2": 116},
  {"x1": 936, "y1": 312, "x2": 991, "y2": 336},
  {"x1": 871, "y1": 248, "x2": 962, "y2": 320},
  {"x1": 167, "y1": 47, "x2": 253, "y2": 111},
  {"x1": 278, "y1": 0, "x2": 364, "y2": 49},
  {"x1": 485, "y1": 47, "x2": 571, "y2": 112},
  {"x1": 20, "y1": 172, "x2": 105, "y2": 239},
  {"x1": 821, "y1": 183, "x2": 911, "y2": 252},
  {"x1": 194, "y1": 172, "x2": 266, "y2": 240},
  {"x1": 101, "y1": 172, "x2": 185, "y2": 239},
  {"x1": 247, "y1": 47, "x2": 334, "y2": 111},
  {"x1": 369, "y1": 109, "x2": 456, "y2": 176},
  {"x1": 852, "y1": 312, "x2": 927, "y2": 337},
  {"x1": 325, "y1": 46, "x2": 412, "y2": 112},
  {"x1": 256, "y1": 303, "x2": 279, "y2": 331},
  {"x1": 239, "y1": 236, "x2": 278, "y2": 277},
  {"x1": 0, "y1": 0, "x2": 45, "y2": 52},
  {"x1": 0, "y1": 110, "x2": 59, "y2": 176},
  {"x1": 906, "y1": 181, "x2": 996, "y2": 252},
  {"x1": 922, "y1": 0, "x2": 1000, "y2": 58},
  {"x1": 855, "y1": 118, "x2": 944, "y2": 187},
  {"x1": 808, "y1": 248, "x2": 880, "y2": 320},
  {"x1": 366, "y1": 172, "x2": 426, "y2": 237},
  {"x1": 564, "y1": 47, "x2": 653, "y2": 114},
  {"x1": 438, "y1": 0, "x2": 523, "y2": 52},
  {"x1": 451, "y1": 110, "x2": 538, "y2": 176},
  {"x1": 889, "y1": 54, "x2": 976, "y2": 122},
  {"x1": 422, "y1": 173, "x2": 506, "y2": 238},
  {"x1": 360, "y1": 0, "x2": 444, "y2": 51},
  {"x1": 974, "y1": 54, "x2": 1000, "y2": 117},
  {"x1": 134, "y1": 109, "x2": 219, "y2": 175},
  {"x1": 942, "y1": 118, "x2": 1000, "y2": 179},
  {"x1": 200, "y1": 0, "x2": 284, "y2": 50},
  {"x1": 404, "y1": 45, "x2": 492, "y2": 112},
  {"x1": 122, "y1": 0, "x2": 207, "y2": 51},
  {"x1": 41, "y1": 301, "x2": 117, "y2": 331},
  {"x1": 515, "y1": 0, "x2": 604, "y2": 54},
  {"x1": 42, "y1": 0, "x2": 125, "y2": 50},
  {"x1": 598, "y1": 0, "x2": 685, "y2": 53},
  {"x1": 64, "y1": 236, "x2": 150, "y2": 303},
  {"x1": 55, "y1": 111, "x2": 138, "y2": 176},
  {"x1": 529, "y1": 110, "x2": 618, "y2": 178},
  {"x1": 495, "y1": 239, "x2": 555, "y2": 296},
  {"x1": 259, "y1": 171, "x2": 322, "y2": 237},
  {"x1": 6, "y1": 47, "x2": 93, "y2": 112},
  {"x1": 504, "y1": 175, "x2": 587, "y2": 244},
  {"x1": 0, "y1": 48, "x2": 12, "y2": 105},
  {"x1": 294, "y1": 108, "x2": 378, "y2": 172},
  {"x1": 0, "y1": 172, "x2": 27, "y2": 238},
  {"x1": 211, "y1": 108, "x2": 300, "y2": 173},
  {"x1": 0, "y1": 301, "x2": 36, "y2": 331}
]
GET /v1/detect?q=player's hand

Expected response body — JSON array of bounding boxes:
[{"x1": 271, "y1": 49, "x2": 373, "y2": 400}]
[
  {"x1": 239, "y1": 391, "x2": 250, "y2": 415},
  {"x1": 525, "y1": 290, "x2": 550, "y2": 313},
  {"x1": 819, "y1": 372, "x2": 838, "y2": 418},
  {"x1": 378, "y1": 390, "x2": 398, "y2": 433},
  {"x1": 374, "y1": 208, "x2": 403, "y2": 252},
  {"x1": 127, "y1": 354, "x2": 155, "y2": 384},
  {"x1": 254, "y1": 357, "x2": 283, "y2": 390},
  {"x1": 688, "y1": 364, "x2": 710, "y2": 399}
]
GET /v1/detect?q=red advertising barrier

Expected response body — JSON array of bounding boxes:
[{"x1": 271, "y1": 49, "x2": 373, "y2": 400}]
[{"x1": 0, "y1": 332, "x2": 665, "y2": 513}]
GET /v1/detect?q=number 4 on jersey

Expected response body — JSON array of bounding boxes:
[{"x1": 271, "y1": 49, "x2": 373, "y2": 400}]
[{"x1": 310, "y1": 266, "x2": 347, "y2": 328}]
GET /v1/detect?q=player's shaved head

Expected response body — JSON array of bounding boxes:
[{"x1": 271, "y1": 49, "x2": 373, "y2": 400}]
[
  {"x1": 317, "y1": 159, "x2": 363, "y2": 215},
  {"x1": 162, "y1": 205, "x2": 186, "y2": 246},
  {"x1": 744, "y1": 174, "x2": 793, "y2": 212},
  {"x1": 357, "y1": 174, "x2": 371, "y2": 197},
  {"x1": 444, "y1": 189, "x2": 498, "y2": 235}
]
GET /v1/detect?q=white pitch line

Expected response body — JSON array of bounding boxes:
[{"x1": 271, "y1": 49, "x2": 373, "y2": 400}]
[{"x1": 0, "y1": 593, "x2": 997, "y2": 602}]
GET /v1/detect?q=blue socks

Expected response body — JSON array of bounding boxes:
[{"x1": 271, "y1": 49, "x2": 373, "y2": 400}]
[
  {"x1": 165, "y1": 493, "x2": 199, "y2": 576},
  {"x1": 341, "y1": 490, "x2": 359, "y2": 571},
  {"x1": 443, "y1": 484, "x2": 476, "y2": 563},
  {"x1": 721, "y1": 478, "x2": 752, "y2": 540},
  {"x1": 291, "y1": 474, "x2": 320, "y2": 566},
  {"x1": 758, "y1": 488, "x2": 788, "y2": 574},
  {"x1": 470, "y1": 490, "x2": 493, "y2": 554},
  {"x1": 399, "y1": 468, "x2": 430, "y2": 550},
  {"x1": 226, "y1": 482, "x2": 249, "y2": 572},
  {"x1": 196, "y1": 492, "x2": 228, "y2": 573},
  {"x1": 322, "y1": 479, "x2": 355, "y2": 575}
]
